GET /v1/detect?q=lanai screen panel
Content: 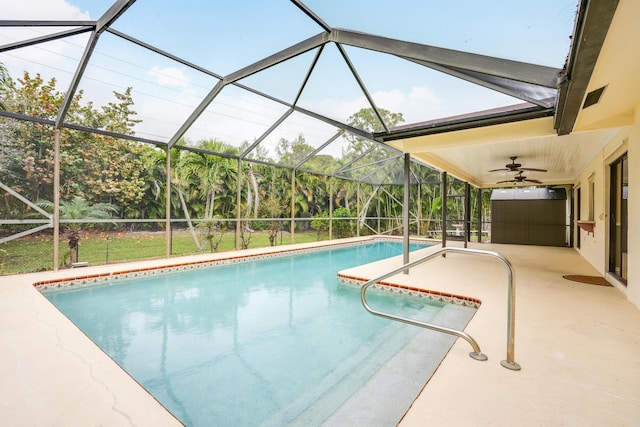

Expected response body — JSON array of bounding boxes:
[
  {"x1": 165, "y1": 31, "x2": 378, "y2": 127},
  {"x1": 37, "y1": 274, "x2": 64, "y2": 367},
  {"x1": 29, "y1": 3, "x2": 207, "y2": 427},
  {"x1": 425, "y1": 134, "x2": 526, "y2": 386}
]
[
  {"x1": 0, "y1": 32, "x2": 91, "y2": 118},
  {"x1": 342, "y1": 45, "x2": 543, "y2": 125},
  {"x1": 1, "y1": 0, "x2": 579, "y2": 187},
  {"x1": 109, "y1": 0, "x2": 321, "y2": 76},
  {"x1": 254, "y1": 111, "x2": 343, "y2": 168},
  {"x1": 68, "y1": 32, "x2": 220, "y2": 142},
  {"x1": 179, "y1": 84, "x2": 291, "y2": 151},
  {"x1": 302, "y1": 0, "x2": 576, "y2": 67}
]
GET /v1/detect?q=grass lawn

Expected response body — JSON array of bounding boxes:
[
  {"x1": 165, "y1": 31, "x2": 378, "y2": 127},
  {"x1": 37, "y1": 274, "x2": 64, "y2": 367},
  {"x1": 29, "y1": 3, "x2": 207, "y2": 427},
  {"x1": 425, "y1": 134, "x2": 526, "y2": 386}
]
[{"x1": 1, "y1": 229, "x2": 321, "y2": 275}]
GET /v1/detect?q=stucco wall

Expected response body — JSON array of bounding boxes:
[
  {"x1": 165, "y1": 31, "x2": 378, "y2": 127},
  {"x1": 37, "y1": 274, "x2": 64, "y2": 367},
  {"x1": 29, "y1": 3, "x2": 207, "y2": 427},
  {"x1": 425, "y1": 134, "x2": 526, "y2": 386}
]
[
  {"x1": 626, "y1": 106, "x2": 639, "y2": 308},
  {"x1": 575, "y1": 103, "x2": 639, "y2": 309}
]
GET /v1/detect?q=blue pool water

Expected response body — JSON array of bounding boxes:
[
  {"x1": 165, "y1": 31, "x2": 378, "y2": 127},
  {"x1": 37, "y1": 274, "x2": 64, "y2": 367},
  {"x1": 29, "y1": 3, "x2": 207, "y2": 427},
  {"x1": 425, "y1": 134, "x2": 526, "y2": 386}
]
[{"x1": 44, "y1": 241, "x2": 460, "y2": 426}]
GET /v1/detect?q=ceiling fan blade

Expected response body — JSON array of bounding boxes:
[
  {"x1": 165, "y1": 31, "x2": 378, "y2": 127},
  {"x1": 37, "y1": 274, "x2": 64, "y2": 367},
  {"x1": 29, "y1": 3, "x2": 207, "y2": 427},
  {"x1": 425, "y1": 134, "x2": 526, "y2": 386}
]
[
  {"x1": 525, "y1": 179, "x2": 543, "y2": 184},
  {"x1": 489, "y1": 168, "x2": 509, "y2": 172},
  {"x1": 497, "y1": 180, "x2": 516, "y2": 184},
  {"x1": 519, "y1": 167, "x2": 547, "y2": 172}
]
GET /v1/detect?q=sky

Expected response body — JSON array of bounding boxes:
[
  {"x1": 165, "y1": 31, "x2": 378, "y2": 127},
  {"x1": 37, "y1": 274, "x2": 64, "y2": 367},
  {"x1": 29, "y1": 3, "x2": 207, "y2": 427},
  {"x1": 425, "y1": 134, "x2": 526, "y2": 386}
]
[{"x1": 1, "y1": 0, "x2": 579, "y2": 159}]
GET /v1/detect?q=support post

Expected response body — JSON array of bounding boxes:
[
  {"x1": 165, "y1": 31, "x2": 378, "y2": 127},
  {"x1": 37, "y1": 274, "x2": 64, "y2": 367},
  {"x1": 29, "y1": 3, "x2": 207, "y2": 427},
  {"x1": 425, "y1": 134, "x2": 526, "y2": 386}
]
[
  {"x1": 477, "y1": 188, "x2": 483, "y2": 243},
  {"x1": 291, "y1": 170, "x2": 295, "y2": 244},
  {"x1": 417, "y1": 183, "x2": 422, "y2": 236},
  {"x1": 377, "y1": 186, "x2": 381, "y2": 234},
  {"x1": 53, "y1": 130, "x2": 60, "y2": 271},
  {"x1": 329, "y1": 177, "x2": 333, "y2": 240},
  {"x1": 356, "y1": 182, "x2": 360, "y2": 237},
  {"x1": 403, "y1": 153, "x2": 410, "y2": 269},
  {"x1": 464, "y1": 182, "x2": 471, "y2": 248},
  {"x1": 441, "y1": 171, "x2": 447, "y2": 248},
  {"x1": 165, "y1": 147, "x2": 171, "y2": 257},
  {"x1": 236, "y1": 158, "x2": 242, "y2": 250}
]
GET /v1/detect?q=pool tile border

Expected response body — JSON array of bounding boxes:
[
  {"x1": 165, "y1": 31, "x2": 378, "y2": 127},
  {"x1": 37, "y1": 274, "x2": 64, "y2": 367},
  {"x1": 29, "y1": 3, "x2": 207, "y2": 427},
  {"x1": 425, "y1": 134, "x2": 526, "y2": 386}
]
[
  {"x1": 34, "y1": 237, "x2": 428, "y2": 293},
  {"x1": 337, "y1": 274, "x2": 482, "y2": 308}
]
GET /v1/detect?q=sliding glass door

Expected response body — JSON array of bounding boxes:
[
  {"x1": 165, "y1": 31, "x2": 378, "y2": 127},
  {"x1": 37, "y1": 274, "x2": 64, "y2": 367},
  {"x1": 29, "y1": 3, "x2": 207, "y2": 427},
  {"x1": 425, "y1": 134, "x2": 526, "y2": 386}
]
[{"x1": 609, "y1": 153, "x2": 628, "y2": 284}]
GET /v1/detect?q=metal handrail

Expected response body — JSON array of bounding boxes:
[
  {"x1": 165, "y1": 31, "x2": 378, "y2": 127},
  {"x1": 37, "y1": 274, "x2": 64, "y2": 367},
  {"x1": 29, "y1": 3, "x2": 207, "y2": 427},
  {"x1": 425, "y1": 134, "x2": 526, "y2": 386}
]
[{"x1": 360, "y1": 246, "x2": 521, "y2": 370}]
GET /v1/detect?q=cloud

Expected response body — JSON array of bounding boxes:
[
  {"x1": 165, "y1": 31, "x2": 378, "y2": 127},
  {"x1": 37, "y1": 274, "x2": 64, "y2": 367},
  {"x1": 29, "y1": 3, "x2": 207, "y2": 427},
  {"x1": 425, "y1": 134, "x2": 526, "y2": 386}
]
[
  {"x1": 148, "y1": 66, "x2": 191, "y2": 89},
  {"x1": 409, "y1": 86, "x2": 440, "y2": 104},
  {"x1": 1, "y1": 0, "x2": 92, "y2": 84},
  {"x1": 4, "y1": 0, "x2": 90, "y2": 20},
  {"x1": 368, "y1": 86, "x2": 442, "y2": 124}
]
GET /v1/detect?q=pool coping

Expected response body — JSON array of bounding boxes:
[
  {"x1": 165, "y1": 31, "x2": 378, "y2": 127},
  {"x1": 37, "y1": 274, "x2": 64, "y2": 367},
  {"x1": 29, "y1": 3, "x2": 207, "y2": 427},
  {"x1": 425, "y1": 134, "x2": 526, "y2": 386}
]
[
  {"x1": 337, "y1": 274, "x2": 481, "y2": 308},
  {"x1": 33, "y1": 237, "x2": 384, "y2": 291},
  {"x1": 33, "y1": 236, "x2": 480, "y2": 310}
]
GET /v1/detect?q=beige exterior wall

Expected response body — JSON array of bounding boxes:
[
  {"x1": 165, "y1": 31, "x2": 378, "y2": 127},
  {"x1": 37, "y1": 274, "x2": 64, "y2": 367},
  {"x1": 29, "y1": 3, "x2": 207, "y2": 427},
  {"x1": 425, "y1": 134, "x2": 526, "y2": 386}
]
[
  {"x1": 625, "y1": 106, "x2": 639, "y2": 308},
  {"x1": 575, "y1": 102, "x2": 639, "y2": 309}
]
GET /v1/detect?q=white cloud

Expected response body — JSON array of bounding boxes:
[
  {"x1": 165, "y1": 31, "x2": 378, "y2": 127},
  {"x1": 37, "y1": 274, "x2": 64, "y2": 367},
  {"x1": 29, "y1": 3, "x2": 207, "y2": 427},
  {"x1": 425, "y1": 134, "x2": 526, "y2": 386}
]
[
  {"x1": 148, "y1": 66, "x2": 191, "y2": 89},
  {"x1": 371, "y1": 89, "x2": 407, "y2": 111},
  {"x1": 4, "y1": 0, "x2": 91, "y2": 20},
  {"x1": 409, "y1": 86, "x2": 440, "y2": 104},
  {"x1": 1, "y1": 0, "x2": 92, "y2": 85}
]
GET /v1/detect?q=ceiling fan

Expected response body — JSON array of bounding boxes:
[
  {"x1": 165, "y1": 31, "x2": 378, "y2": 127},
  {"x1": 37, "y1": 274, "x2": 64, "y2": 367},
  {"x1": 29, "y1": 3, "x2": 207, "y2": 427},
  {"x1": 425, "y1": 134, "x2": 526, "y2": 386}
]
[
  {"x1": 489, "y1": 156, "x2": 547, "y2": 173},
  {"x1": 497, "y1": 171, "x2": 543, "y2": 185}
]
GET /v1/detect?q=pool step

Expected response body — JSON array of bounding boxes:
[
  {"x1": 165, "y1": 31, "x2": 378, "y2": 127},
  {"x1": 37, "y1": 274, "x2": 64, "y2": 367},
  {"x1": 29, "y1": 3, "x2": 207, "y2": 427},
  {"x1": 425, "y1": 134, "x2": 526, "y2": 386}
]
[
  {"x1": 322, "y1": 303, "x2": 475, "y2": 426},
  {"x1": 260, "y1": 319, "x2": 418, "y2": 427},
  {"x1": 260, "y1": 303, "x2": 476, "y2": 427}
]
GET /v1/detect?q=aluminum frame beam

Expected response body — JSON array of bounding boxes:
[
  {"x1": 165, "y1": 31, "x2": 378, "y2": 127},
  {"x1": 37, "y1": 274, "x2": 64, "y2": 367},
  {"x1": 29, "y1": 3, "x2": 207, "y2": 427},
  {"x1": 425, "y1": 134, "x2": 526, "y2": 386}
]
[
  {"x1": 240, "y1": 108, "x2": 294, "y2": 159},
  {"x1": 330, "y1": 28, "x2": 561, "y2": 88},
  {"x1": 294, "y1": 131, "x2": 343, "y2": 169},
  {"x1": 289, "y1": 0, "x2": 332, "y2": 33},
  {"x1": 54, "y1": 0, "x2": 137, "y2": 129},
  {"x1": 0, "y1": 21, "x2": 96, "y2": 27},
  {"x1": 406, "y1": 58, "x2": 557, "y2": 108},
  {"x1": 336, "y1": 44, "x2": 389, "y2": 133},
  {"x1": 0, "y1": 27, "x2": 93, "y2": 53}
]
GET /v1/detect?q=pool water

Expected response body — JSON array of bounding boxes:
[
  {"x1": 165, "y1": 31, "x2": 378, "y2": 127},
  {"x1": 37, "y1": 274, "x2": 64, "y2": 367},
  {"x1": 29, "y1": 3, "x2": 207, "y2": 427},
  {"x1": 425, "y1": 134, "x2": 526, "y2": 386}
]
[{"x1": 44, "y1": 241, "x2": 467, "y2": 426}]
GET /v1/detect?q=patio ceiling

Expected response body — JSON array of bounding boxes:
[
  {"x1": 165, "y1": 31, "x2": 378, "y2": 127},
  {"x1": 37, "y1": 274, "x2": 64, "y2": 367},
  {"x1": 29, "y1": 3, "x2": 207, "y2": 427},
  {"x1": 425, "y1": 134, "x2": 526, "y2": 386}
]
[
  {"x1": 2, "y1": 0, "x2": 634, "y2": 187},
  {"x1": 380, "y1": 0, "x2": 638, "y2": 188}
]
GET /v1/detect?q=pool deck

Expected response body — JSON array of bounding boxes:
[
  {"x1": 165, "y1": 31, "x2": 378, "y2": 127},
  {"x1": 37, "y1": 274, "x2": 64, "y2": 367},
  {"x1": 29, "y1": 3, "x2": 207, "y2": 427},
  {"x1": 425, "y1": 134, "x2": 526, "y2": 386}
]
[{"x1": 1, "y1": 238, "x2": 639, "y2": 426}]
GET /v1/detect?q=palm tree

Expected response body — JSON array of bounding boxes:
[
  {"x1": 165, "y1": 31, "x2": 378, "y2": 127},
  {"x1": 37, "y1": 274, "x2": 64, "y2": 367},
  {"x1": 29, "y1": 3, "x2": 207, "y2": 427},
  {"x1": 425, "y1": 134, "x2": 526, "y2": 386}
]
[
  {"x1": 180, "y1": 139, "x2": 237, "y2": 220},
  {"x1": 39, "y1": 196, "x2": 118, "y2": 265},
  {"x1": 0, "y1": 62, "x2": 11, "y2": 111}
]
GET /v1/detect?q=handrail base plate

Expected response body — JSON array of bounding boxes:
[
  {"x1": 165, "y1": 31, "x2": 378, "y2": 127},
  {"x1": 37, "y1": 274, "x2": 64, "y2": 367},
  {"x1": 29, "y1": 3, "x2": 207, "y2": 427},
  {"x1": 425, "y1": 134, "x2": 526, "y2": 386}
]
[
  {"x1": 469, "y1": 352, "x2": 488, "y2": 361},
  {"x1": 500, "y1": 360, "x2": 521, "y2": 371}
]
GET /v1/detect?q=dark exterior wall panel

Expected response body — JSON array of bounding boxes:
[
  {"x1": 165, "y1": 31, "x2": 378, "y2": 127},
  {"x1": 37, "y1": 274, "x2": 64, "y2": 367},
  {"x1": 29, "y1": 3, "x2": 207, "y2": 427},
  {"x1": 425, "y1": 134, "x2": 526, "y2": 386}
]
[{"x1": 490, "y1": 196, "x2": 567, "y2": 247}]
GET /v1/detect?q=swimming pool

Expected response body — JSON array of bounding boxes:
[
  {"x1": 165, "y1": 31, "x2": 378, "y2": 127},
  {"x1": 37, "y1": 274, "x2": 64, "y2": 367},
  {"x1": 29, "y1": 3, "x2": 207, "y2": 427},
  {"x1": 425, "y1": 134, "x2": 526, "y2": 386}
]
[{"x1": 43, "y1": 240, "x2": 475, "y2": 426}]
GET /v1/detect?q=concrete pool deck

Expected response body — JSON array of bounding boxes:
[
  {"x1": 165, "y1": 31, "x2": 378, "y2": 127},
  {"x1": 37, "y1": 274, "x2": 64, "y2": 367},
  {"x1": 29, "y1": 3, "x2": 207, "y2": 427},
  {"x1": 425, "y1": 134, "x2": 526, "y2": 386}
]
[{"x1": 1, "y1": 238, "x2": 639, "y2": 426}]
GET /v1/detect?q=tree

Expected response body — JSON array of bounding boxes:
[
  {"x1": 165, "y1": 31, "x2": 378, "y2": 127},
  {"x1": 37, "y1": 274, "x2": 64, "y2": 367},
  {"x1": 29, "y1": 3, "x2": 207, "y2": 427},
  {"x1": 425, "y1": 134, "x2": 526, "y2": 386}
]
[
  {"x1": 39, "y1": 196, "x2": 118, "y2": 266},
  {"x1": 196, "y1": 216, "x2": 228, "y2": 252},
  {"x1": 259, "y1": 197, "x2": 286, "y2": 246},
  {"x1": 0, "y1": 62, "x2": 11, "y2": 111},
  {"x1": 332, "y1": 207, "x2": 354, "y2": 238},
  {"x1": 0, "y1": 71, "x2": 146, "y2": 218},
  {"x1": 179, "y1": 139, "x2": 237, "y2": 220},
  {"x1": 342, "y1": 107, "x2": 404, "y2": 160},
  {"x1": 310, "y1": 211, "x2": 329, "y2": 240},
  {"x1": 276, "y1": 134, "x2": 314, "y2": 166}
]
